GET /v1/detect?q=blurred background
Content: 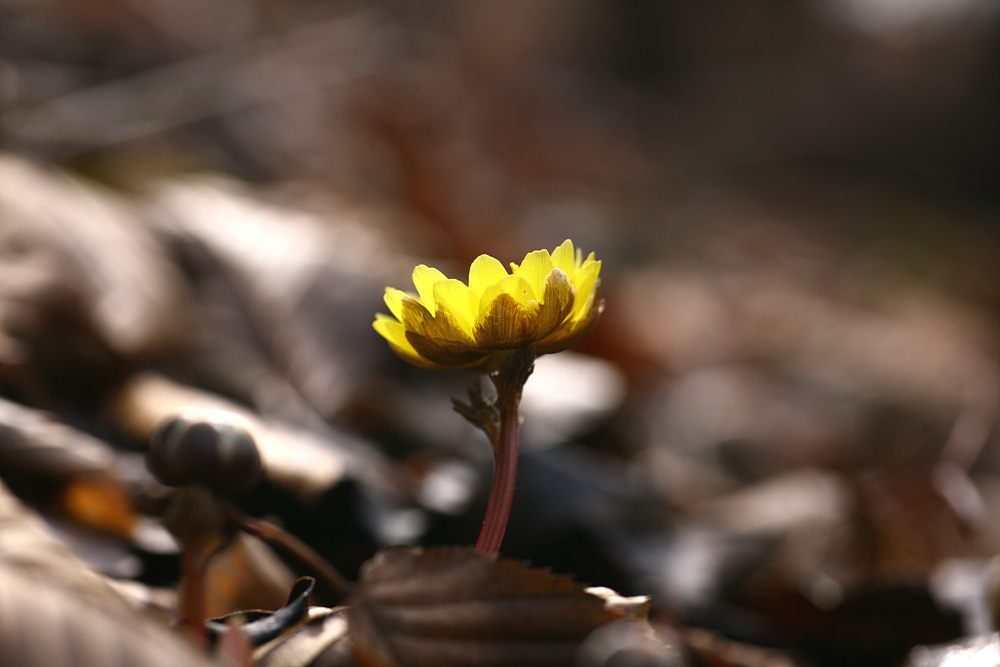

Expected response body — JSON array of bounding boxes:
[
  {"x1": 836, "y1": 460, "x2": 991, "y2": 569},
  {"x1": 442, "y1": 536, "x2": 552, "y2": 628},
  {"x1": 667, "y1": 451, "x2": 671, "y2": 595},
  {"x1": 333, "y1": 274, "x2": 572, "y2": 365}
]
[{"x1": 1, "y1": 1, "x2": 998, "y2": 666}]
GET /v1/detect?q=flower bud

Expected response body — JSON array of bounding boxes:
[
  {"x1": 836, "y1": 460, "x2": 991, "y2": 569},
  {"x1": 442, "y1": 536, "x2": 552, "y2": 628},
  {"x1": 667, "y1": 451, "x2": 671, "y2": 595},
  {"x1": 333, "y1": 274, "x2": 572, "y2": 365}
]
[{"x1": 148, "y1": 411, "x2": 263, "y2": 495}]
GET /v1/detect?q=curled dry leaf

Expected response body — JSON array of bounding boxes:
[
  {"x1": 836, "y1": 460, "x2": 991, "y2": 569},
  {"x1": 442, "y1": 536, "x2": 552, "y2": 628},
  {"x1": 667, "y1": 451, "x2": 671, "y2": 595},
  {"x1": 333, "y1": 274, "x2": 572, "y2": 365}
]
[
  {"x1": 255, "y1": 608, "x2": 353, "y2": 667},
  {"x1": 206, "y1": 577, "x2": 315, "y2": 647},
  {"x1": 208, "y1": 577, "x2": 354, "y2": 667},
  {"x1": 346, "y1": 546, "x2": 628, "y2": 667}
]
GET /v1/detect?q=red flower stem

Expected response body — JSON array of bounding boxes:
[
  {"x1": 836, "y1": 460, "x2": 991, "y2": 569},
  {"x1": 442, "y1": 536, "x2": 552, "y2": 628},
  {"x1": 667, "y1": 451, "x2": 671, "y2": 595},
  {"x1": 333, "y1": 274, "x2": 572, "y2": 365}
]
[
  {"x1": 475, "y1": 348, "x2": 534, "y2": 555},
  {"x1": 475, "y1": 389, "x2": 521, "y2": 554}
]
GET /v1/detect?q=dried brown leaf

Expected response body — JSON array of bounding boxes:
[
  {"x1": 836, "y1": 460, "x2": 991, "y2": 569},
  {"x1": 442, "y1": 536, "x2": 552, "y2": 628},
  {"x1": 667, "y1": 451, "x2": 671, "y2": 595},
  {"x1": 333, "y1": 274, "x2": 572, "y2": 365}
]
[
  {"x1": 0, "y1": 397, "x2": 137, "y2": 536},
  {"x1": 0, "y1": 480, "x2": 212, "y2": 665},
  {"x1": 583, "y1": 587, "x2": 650, "y2": 621},
  {"x1": 57, "y1": 474, "x2": 137, "y2": 537},
  {"x1": 0, "y1": 395, "x2": 116, "y2": 480},
  {"x1": 345, "y1": 546, "x2": 625, "y2": 667},
  {"x1": 681, "y1": 627, "x2": 806, "y2": 667},
  {"x1": 0, "y1": 156, "x2": 185, "y2": 357},
  {"x1": 106, "y1": 373, "x2": 348, "y2": 499},
  {"x1": 204, "y1": 532, "x2": 297, "y2": 619},
  {"x1": 147, "y1": 176, "x2": 395, "y2": 420},
  {"x1": 0, "y1": 479, "x2": 132, "y2": 613},
  {"x1": 576, "y1": 620, "x2": 681, "y2": 667}
]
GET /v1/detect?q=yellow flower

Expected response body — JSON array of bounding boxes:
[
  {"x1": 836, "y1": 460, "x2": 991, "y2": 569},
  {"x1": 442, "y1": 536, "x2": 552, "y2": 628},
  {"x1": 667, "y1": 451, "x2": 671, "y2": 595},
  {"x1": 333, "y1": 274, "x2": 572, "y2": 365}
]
[{"x1": 374, "y1": 239, "x2": 604, "y2": 370}]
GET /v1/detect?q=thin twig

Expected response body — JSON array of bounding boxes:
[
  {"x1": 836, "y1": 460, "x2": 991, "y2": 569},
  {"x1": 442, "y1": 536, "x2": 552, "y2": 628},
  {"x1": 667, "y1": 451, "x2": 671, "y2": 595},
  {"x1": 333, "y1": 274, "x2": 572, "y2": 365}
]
[{"x1": 224, "y1": 503, "x2": 354, "y2": 601}]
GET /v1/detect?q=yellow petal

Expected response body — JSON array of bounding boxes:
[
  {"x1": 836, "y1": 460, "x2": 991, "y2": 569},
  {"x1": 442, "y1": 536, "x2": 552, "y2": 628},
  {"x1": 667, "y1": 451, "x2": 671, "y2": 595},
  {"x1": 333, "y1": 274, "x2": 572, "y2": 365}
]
[
  {"x1": 401, "y1": 295, "x2": 473, "y2": 344},
  {"x1": 374, "y1": 240, "x2": 602, "y2": 369},
  {"x1": 395, "y1": 294, "x2": 485, "y2": 367},
  {"x1": 435, "y1": 302, "x2": 478, "y2": 345},
  {"x1": 533, "y1": 268, "x2": 574, "y2": 339},
  {"x1": 405, "y1": 331, "x2": 491, "y2": 368},
  {"x1": 474, "y1": 292, "x2": 536, "y2": 349},
  {"x1": 373, "y1": 314, "x2": 409, "y2": 348},
  {"x1": 468, "y1": 254, "x2": 508, "y2": 297},
  {"x1": 511, "y1": 249, "x2": 554, "y2": 298},
  {"x1": 399, "y1": 295, "x2": 435, "y2": 336},
  {"x1": 412, "y1": 265, "x2": 447, "y2": 310},
  {"x1": 373, "y1": 315, "x2": 439, "y2": 368},
  {"x1": 569, "y1": 260, "x2": 601, "y2": 322},
  {"x1": 551, "y1": 239, "x2": 576, "y2": 276},
  {"x1": 384, "y1": 288, "x2": 407, "y2": 320},
  {"x1": 536, "y1": 292, "x2": 605, "y2": 355},
  {"x1": 433, "y1": 279, "x2": 478, "y2": 338},
  {"x1": 478, "y1": 274, "x2": 535, "y2": 315}
]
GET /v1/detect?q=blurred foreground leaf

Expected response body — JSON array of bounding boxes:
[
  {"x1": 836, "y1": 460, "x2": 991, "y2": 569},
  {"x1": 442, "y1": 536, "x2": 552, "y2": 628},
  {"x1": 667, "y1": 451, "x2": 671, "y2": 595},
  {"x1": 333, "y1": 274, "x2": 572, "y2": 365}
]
[
  {"x1": 0, "y1": 563, "x2": 217, "y2": 667},
  {"x1": 0, "y1": 480, "x2": 213, "y2": 666},
  {"x1": 345, "y1": 546, "x2": 633, "y2": 667}
]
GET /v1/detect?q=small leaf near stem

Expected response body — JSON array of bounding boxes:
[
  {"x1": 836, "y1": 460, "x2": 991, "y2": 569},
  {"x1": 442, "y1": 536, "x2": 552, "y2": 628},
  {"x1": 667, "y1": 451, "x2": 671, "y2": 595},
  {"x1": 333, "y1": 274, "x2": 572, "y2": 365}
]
[
  {"x1": 451, "y1": 379, "x2": 499, "y2": 444},
  {"x1": 474, "y1": 347, "x2": 535, "y2": 555}
]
